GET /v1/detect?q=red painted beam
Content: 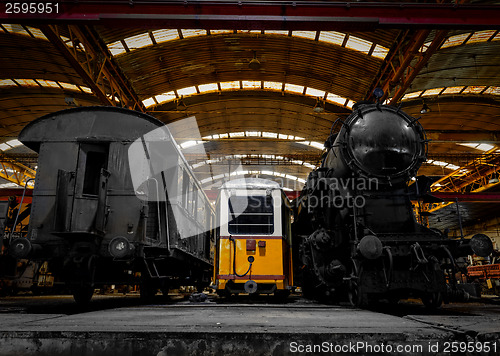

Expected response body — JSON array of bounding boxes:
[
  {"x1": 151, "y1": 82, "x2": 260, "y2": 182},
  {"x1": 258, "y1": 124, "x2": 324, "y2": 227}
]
[
  {"x1": 432, "y1": 192, "x2": 500, "y2": 203},
  {"x1": 2, "y1": 2, "x2": 500, "y2": 29}
]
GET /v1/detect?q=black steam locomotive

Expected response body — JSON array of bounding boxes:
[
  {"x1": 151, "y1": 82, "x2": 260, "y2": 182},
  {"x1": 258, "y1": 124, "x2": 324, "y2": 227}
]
[
  {"x1": 8, "y1": 107, "x2": 214, "y2": 304},
  {"x1": 294, "y1": 102, "x2": 492, "y2": 307}
]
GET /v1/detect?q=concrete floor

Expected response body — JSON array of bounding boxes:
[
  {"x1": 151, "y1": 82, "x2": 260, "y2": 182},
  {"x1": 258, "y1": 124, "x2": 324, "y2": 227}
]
[{"x1": 1, "y1": 294, "x2": 500, "y2": 356}]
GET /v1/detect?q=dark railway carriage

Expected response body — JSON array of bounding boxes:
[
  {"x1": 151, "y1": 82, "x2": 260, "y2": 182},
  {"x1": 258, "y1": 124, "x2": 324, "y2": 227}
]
[
  {"x1": 9, "y1": 107, "x2": 214, "y2": 304},
  {"x1": 294, "y1": 102, "x2": 493, "y2": 307}
]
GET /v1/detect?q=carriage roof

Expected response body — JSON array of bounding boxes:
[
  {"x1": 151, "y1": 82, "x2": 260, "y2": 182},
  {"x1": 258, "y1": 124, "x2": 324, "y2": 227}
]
[{"x1": 19, "y1": 106, "x2": 167, "y2": 152}]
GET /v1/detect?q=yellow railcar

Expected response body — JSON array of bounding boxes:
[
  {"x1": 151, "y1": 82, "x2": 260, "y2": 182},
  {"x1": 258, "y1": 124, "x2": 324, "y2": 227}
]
[{"x1": 213, "y1": 178, "x2": 293, "y2": 297}]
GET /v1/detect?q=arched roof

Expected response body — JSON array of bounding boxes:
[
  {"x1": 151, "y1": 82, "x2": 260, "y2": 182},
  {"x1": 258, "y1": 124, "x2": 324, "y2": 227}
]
[{"x1": 1, "y1": 5, "x2": 500, "y2": 202}]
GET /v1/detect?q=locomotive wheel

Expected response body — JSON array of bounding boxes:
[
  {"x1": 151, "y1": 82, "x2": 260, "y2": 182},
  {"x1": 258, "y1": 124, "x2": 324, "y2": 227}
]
[
  {"x1": 347, "y1": 260, "x2": 368, "y2": 308},
  {"x1": 73, "y1": 284, "x2": 94, "y2": 306},
  {"x1": 421, "y1": 292, "x2": 443, "y2": 309},
  {"x1": 140, "y1": 282, "x2": 157, "y2": 303}
]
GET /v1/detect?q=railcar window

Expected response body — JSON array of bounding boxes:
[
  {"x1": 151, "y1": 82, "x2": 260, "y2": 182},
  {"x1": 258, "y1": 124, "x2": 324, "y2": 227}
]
[
  {"x1": 228, "y1": 195, "x2": 274, "y2": 235},
  {"x1": 83, "y1": 151, "x2": 107, "y2": 195}
]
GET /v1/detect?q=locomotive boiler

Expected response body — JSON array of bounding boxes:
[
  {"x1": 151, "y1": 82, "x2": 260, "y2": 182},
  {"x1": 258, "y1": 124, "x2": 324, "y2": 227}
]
[
  {"x1": 7, "y1": 107, "x2": 214, "y2": 304},
  {"x1": 294, "y1": 102, "x2": 492, "y2": 307}
]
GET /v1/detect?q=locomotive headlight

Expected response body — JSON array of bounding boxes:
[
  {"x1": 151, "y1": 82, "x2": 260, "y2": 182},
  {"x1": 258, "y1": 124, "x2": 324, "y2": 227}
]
[
  {"x1": 357, "y1": 235, "x2": 383, "y2": 260},
  {"x1": 109, "y1": 236, "x2": 135, "y2": 259},
  {"x1": 9, "y1": 238, "x2": 32, "y2": 259}
]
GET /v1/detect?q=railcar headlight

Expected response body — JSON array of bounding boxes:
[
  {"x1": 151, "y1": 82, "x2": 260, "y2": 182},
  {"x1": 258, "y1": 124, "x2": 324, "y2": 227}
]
[
  {"x1": 109, "y1": 236, "x2": 135, "y2": 259},
  {"x1": 357, "y1": 235, "x2": 383, "y2": 260},
  {"x1": 9, "y1": 238, "x2": 32, "y2": 259}
]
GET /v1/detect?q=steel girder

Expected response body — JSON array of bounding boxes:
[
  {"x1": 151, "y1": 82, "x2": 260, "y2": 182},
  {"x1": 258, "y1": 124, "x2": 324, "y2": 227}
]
[{"x1": 40, "y1": 24, "x2": 145, "y2": 112}]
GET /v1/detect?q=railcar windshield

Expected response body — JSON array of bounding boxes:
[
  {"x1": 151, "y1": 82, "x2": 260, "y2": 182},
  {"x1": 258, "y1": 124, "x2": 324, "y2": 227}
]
[{"x1": 228, "y1": 195, "x2": 274, "y2": 235}]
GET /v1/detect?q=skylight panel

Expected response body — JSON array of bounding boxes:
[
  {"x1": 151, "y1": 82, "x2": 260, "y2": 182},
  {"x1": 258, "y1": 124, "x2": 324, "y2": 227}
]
[
  {"x1": 310, "y1": 141, "x2": 324, "y2": 150},
  {"x1": 2, "y1": 24, "x2": 30, "y2": 36},
  {"x1": 58, "y1": 82, "x2": 80, "y2": 91},
  {"x1": 242, "y1": 81, "x2": 261, "y2": 89},
  {"x1": 262, "y1": 132, "x2": 278, "y2": 138},
  {"x1": 181, "y1": 29, "x2": 206, "y2": 38},
  {"x1": 36, "y1": 79, "x2": 59, "y2": 88},
  {"x1": 284, "y1": 83, "x2": 304, "y2": 94},
  {"x1": 442, "y1": 86, "x2": 464, "y2": 95},
  {"x1": 177, "y1": 86, "x2": 197, "y2": 96},
  {"x1": 15, "y1": 79, "x2": 38, "y2": 87},
  {"x1": 124, "y1": 33, "x2": 153, "y2": 51},
  {"x1": 264, "y1": 81, "x2": 282, "y2": 91},
  {"x1": 0, "y1": 79, "x2": 16, "y2": 87},
  {"x1": 345, "y1": 36, "x2": 372, "y2": 54},
  {"x1": 229, "y1": 132, "x2": 245, "y2": 138},
  {"x1": 459, "y1": 143, "x2": 495, "y2": 152},
  {"x1": 462, "y1": 86, "x2": 486, "y2": 94},
  {"x1": 346, "y1": 100, "x2": 355, "y2": 109},
  {"x1": 6, "y1": 139, "x2": 22, "y2": 148},
  {"x1": 476, "y1": 144, "x2": 495, "y2": 152},
  {"x1": 152, "y1": 29, "x2": 179, "y2": 43},
  {"x1": 80, "y1": 86, "x2": 92, "y2": 94},
  {"x1": 421, "y1": 88, "x2": 444, "y2": 96},
  {"x1": 236, "y1": 30, "x2": 261, "y2": 34},
  {"x1": 483, "y1": 87, "x2": 500, "y2": 95},
  {"x1": 440, "y1": 33, "x2": 470, "y2": 49},
  {"x1": 402, "y1": 91, "x2": 422, "y2": 100},
  {"x1": 245, "y1": 131, "x2": 260, "y2": 137},
  {"x1": 305, "y1": 88, "x2": 325, "y2": 97},
  {"x1": 26, "y1": 26, "x2": 47, "y2": 40},
  {"x1": 293, "y1": 31, "x2": 316, "y2": 40},
  {"x1": 142, "y1": 97, "x2": 155, "y2": 107},
  {"x1": 198, "y1": 83, "x2": 219, "y2": 93},
  {"x1": 108, "y1": 41, "x2": 127, "y2": 56},
  {"x1": 466, "y1": 30, "x2": 496, "y2": 45},
  {"x1": 265, "y1": 30, "x2": 289, "y2": 36},
  {"x1": 155, "y1": 92, "x2": 176, "y2": 104},
  {"x1": 209, "y1": 30, "x2": 233, "y2": 35},
  {"x1": 326, "y1": 93, "x2": 347, "y2": 106},
  {"x1": 371, "y1": 44, "x2": 389, "y2": 60},
  {"x1": 318, "y1": 31, "x2": 345, "y2": 46},
  {"x1": 220, "y1": 81, "x2": 240, "y2": 90}
]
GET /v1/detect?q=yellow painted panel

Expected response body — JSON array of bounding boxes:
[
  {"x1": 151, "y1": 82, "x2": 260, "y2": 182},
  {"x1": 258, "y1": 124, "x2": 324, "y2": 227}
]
[{"x1": 218, "y1": 238, "x2": 284, "y2": 277}]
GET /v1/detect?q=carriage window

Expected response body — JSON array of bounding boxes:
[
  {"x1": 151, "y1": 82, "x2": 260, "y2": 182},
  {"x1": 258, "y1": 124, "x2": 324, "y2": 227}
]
[
  {"x1": 228, "y1": 195, "x2": 274, "y2": 235},
  {"x1": 82, "y1": 151, "x2": 107, "y2": 195}
]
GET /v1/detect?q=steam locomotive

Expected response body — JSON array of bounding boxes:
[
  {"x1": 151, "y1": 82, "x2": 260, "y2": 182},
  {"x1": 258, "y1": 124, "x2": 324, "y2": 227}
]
[
  {"x1": 293, "y1": 102, "x2": 493, "y2": 307},
  {"x1": 8, "y1": 107, "x2": 214, "y2": 304}
]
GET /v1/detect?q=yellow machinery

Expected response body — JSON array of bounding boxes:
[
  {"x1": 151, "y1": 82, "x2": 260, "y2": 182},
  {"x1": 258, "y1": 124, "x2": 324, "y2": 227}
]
[{"x1": 213, "y1": 178, "x2": 293, "y2": 298}]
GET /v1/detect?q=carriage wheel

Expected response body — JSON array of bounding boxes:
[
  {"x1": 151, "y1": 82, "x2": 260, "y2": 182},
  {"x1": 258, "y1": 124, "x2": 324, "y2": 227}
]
[
  {"x1": 422, "y1": 291, "x2": 443, "y2": 309},
  {"x1": 73, "y1": 284, "x2": 94, "y2": 306}
]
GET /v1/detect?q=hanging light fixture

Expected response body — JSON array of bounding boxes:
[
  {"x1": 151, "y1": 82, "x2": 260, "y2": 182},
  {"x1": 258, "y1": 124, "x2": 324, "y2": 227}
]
[
  {"x1": 420, "y1": 101, "x2": 431, "y2": 114},
  {"x1": 249, "y1": 51, "x2": 261, "y2": 70},
  {"x1": 176, "y1": 96, "x2": 187, "y2": 110},
  {"x1": 312, "y1": 97, "x2": 325, "y2": 113}
]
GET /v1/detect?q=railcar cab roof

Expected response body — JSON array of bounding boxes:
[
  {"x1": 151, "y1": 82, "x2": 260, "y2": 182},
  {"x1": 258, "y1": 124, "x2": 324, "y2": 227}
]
[
  {"x1": 19, "y1": 106, "x2": 168, "y2": 152},
  {"x1": 219, "y1": 178, "x2": 281, "y2": 190}
]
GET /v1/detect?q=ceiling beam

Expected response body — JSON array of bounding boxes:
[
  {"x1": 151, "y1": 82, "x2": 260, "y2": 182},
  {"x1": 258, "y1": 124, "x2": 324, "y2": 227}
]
[
  {"x1": 40, "y1": 24, "x2": 146, "y2": 112},
  {"x1": 0, "y1": 154, "x2": 36, "y2": 188},
  {"x1": 4, "y1": 2, "x2": 500, "y2": 29}
]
